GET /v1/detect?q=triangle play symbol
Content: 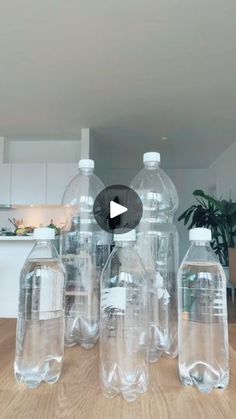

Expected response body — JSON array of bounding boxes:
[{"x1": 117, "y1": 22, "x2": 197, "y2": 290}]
[{"x1": 110, "y1": 201, "x2": 128, "y2": 219}]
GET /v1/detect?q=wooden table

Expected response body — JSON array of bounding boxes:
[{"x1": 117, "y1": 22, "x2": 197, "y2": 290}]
[{"x1": 0, "y1": 319, "x2": 236, "y2": 419}]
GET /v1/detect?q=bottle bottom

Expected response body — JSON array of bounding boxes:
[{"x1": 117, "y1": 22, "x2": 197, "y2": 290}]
[
  {"x1": 65, "y1": 316, "x2": 99, "y2": 350},
  {"x1": 64, "y1": 336, "x2": 98, "y2": 349},
  {"x1": 14, "y1": 357, "x2": 63, "y2": 389},
  {"x1": 101, "y1": 369, "x2": 149, "y2": 402},
  {"x1": 64, "y1": 339, "x2": 78, "y2": 348},
  {"x1": 149, "y1": 323, "x2": 178, "y2": 363},
  {"x1": 163, "y1": 347, "x2": 178, "y2": 360},
  {"x1": 180, "y1": 366, "x2": 229, "y2": 394},
  {"x1": 15, "y1": 371, "x2": 42, "y2": 389},
  {"x1": 149, "y1": 348, "x2": 163, "y2": 363},
  {"x1": 15, "y1": 372, "x2": 61, "y2": 389},
  {"x1": 102, "y1": 379, "x2": 148, "y2": 403},
  {"x1": 149, "y1": 345, "x2": 177, "y2": 363}
]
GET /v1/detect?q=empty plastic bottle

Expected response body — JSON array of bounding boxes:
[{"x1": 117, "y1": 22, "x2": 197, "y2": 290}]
[
  {"x1": 61, "y1": 159, "x2": 110, "y2": 349},
  {"x1": 130, "y1": 152, "x2": 179, "y2": 362},
  {"x1": 178, "y1": 227, "x2": 229, "y2": 393},
  {"x1": 100, "y1": 229, "x2": 149, "y2": 402},
  {"x1": 14, "y1": 228, "x2": 65, "y2": 389}
]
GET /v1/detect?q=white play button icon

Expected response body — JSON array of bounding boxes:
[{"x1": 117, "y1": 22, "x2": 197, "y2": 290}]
[
  {"x1": 93, "y1": 184, "x2": 143, "y2": 233},
  {"x1": 110, "y1": 200, "x2": 128, "y2": 219}
]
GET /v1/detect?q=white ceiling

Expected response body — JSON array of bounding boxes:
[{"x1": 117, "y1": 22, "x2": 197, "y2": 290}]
[{"x1": 0, "y1": 1, "x2": 236, "y2": 168}]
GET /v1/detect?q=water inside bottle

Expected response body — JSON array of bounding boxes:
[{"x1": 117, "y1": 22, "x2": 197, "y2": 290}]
[
  {"x1": 137, "y1": 228, "x2": 178, "y2": 362},
  {"x1": 14, "y1": 259, "x2": 65, "y2": 389},
  {"x1": 62, "y1": 236, "x2": 109, "y2": 348},
  {"x1": 178, "y1": 261, "x2": 229, "y2": 393},
  {"x1": 100, "y1": 289, "x2": 149, "y2": 402},
  {"x1": 130, "y1": 154, "x2": 179, "y2": 363},
  {"x1": 100, "y1": 244, "x2": 149, "y2": 402}
]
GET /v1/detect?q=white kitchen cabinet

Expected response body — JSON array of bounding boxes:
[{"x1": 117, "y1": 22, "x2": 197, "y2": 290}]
[
  {"x1": 11, "y1": 164, "x2": 47, "y2": 205},
  {"x1": 46, "y1": 163, "x2": 78, "y2": 205},
  {"x1": 0, "y1": 164, "x2": 11, "y2": 205}
]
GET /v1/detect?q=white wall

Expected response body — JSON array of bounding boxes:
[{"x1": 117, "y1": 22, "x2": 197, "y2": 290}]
[
  {"x1": 0, "y1": 137, "x2": 5, "y2": 162},
  {"x1": 166, "y1": 169, "x2": 208, "y2": 261},
  {"x1": 208, "y1": 141, "x2": 236, "y2": 201},
  {"x1": 5, "y1": 139, "x2": 81, "y2": 163},
  {"x1": 100, "y1": 168, "x2": 138, "y2": 186}
]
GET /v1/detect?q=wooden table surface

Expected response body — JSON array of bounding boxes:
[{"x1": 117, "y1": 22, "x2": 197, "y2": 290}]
[{"x1": 0, "y1": 319, "x2": 236, "y2": 419}]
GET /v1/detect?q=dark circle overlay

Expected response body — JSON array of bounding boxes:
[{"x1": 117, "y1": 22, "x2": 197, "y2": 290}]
[{"x1": 93, "y1": 184, "x2": 143, "y2": 234}]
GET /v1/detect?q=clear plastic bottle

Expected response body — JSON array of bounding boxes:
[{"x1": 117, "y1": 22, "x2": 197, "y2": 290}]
[
  {"x1": 178, "y1": 227, "x2": 229, "y2": 393},
  {"x1": 14, "y1": 228, "x2": 65, "y2": 389},
  {"x1": 130, "y1": 152, "x2": 179, "y2": 362},
  {"x1": 61, "y1": 159, "x2": 110, "y2": 349},
  {"x1": 100, "y1": 230, "x2": 149, "y2": 402}
]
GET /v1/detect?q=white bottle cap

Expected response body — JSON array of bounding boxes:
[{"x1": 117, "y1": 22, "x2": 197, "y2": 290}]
[
  {"x1": 143, "y1": 152, "x2": 161, "y2": 164},
  {"x1": 78, "y1": 159, "x2": 94, "y2": 169},
  {"x1": 114, "y1": 229, "x2": 136, "y2": 242},
  {"x1": 189, "y1": 227, "x2": 212, "y2": 242},
  {"x1": 34, "y1": 227, "x2": 55, "y2": 240}
]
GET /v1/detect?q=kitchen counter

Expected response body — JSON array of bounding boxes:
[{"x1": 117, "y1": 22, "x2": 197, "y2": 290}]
[
  {"x1": 0, "y1": 319, "x2": 236, "y2": 418},
  {"x1": 0, "y1": 239, "x2": 35, "y2": 317},
  {"x1": 0, "y1": 236, "x2": 35, "y2": 240},
  {"x1": 0, "y1": 236, "x2": 60, "y2": 317}
]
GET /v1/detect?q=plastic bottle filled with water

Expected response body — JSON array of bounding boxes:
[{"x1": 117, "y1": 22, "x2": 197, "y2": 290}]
[
  {"x1": 178, "y1": 227, "x2": 229, "y2": 393},
  {"x1": 130, "y1": 152, "x2": 179, "y2": 362},
  {"x1": 61, "y1": 159, "x2": 110, "y2": 349},
  {"x1": 100, "y1": 230, "x2": 149, "y2": 402},
  {"x1": 14, "y1": 228, "x2": 66, "y2": 389}
]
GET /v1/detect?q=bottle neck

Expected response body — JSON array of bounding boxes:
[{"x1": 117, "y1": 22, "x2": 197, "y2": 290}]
[
  {"x1": 184, "y1": 239, "x2": 217, "y2": 264},
  {"x1": 36, "y1": 240, "x2": 52, "y2": 246},
  {"x1": 115, "y1": 241, "x2": 136, "y2": 248},
  {"x1": 191, "y1": 240, "x2": 211, "y2": 247},
  {"x1": 144, "y1": 161, "x2": 160, "y2": 170},
  {"x1": 79, "y1": 167, "x2": 94, "y2": 175},
  {"x1": 29, "y1": 239, "x2": 59, "y2": 259}
]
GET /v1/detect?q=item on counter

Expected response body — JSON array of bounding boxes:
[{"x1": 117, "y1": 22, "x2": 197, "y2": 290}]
[
  {"x1": 61, "y1": 159, "x2": 110, "y2": 349},
  {"x1": 48, "y1": 219, "x2": 60, "y2": 236},
  {"x1": 177, "y1": 227, "x2": 229, "y2": 393},
  {"x1": 14, "y1": 227, "x2": 66, "y2": 389},
  {"x1": 8, "y1": 218, "x2": 23, "y2": 227},
  {"x1": 100, "y1": 230, "x2": 149, "y2": 402},
  {"x1": 130, "y1": 151, "x2": 179, "y2": 363},
  {"x1": 15, "y1": 226, "x2": 34, "y2": 236},
  {"x1": 0, "y1": 227, "x2": 16, "y2": 236},
  {"x1": 8, "y1": 218, "x2": 23, "y2": 230},
  {"x1": 8, "y1": 217, "x2": 34, "y2": 236}
]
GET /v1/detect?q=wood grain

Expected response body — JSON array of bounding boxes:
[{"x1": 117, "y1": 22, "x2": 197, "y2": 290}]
[{"x1": 0, "y1": 319, "x2": 235, "y2": 419}]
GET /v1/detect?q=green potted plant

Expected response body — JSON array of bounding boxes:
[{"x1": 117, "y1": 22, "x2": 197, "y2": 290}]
[{"x1": 178, "y1": 190, "x2": 236, "y2": 277}]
